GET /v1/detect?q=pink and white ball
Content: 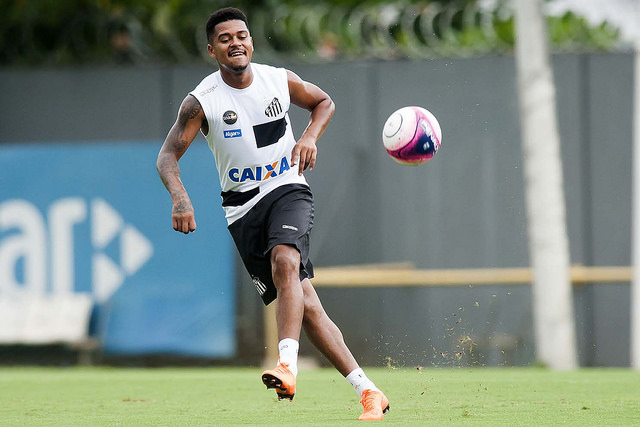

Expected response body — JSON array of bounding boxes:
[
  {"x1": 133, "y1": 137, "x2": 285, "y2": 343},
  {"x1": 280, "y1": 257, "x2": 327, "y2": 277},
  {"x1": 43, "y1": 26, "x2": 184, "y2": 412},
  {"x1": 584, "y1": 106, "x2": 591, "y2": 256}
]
[{"x1": 382, "y1": 106, "x2": 442, "y2": 165}]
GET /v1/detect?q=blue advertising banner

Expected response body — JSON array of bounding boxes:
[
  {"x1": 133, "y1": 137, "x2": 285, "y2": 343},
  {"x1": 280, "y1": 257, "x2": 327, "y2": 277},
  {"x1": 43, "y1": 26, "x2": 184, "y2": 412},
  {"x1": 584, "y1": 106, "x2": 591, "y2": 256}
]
[{"x1": 0, "y1": 141, "x2": 235, "y2": 358}]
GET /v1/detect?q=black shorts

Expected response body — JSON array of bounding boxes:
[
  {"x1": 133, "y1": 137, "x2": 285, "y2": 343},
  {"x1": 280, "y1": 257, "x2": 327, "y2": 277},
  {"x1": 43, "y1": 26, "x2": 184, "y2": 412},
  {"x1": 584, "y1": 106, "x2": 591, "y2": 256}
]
[{"x1": 228, "y1": 184, "x2": 314, "y2": 305}]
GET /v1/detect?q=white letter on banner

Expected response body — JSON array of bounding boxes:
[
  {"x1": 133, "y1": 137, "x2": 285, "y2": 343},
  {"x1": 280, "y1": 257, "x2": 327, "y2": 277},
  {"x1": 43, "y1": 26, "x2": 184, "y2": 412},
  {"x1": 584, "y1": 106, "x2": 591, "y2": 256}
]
[
  {"x1": 49, "y1": 198, "x2": 87, "y2": 295},
  {"x1": 0, "y1": 200, "x2": 47, "y2": 295}
]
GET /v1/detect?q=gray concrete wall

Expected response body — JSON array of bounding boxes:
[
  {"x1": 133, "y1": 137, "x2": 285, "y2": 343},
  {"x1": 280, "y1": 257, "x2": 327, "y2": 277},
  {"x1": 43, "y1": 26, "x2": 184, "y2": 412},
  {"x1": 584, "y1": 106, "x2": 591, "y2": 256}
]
[{"x1": 0, "y1": 53, "x2": 633, "y2": 366}]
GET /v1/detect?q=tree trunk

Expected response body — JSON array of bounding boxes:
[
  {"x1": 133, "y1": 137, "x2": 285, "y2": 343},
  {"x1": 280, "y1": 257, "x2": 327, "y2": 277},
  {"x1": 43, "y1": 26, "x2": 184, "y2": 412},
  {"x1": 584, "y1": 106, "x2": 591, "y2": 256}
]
[{"x1": 514, "y1": 0, "x2": 577, "y2": 370}]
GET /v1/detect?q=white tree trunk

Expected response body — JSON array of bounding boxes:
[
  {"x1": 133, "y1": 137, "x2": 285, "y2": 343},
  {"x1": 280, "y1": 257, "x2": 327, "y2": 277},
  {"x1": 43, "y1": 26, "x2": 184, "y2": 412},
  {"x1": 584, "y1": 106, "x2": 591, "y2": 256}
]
[
  {"x1": 514, "y1": 0, "x2": 578, "y2": 370},
  {"x1": 632, "y1": 40, "x2": 640, "y2": 370}
]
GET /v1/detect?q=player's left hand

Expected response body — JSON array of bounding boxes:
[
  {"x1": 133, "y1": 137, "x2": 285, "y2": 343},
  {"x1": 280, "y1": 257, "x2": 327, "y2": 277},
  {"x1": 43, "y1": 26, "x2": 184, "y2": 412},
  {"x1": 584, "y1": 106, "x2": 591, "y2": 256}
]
[{"x1": 291, "y1": 137, "x2": 317, "y2": 175}]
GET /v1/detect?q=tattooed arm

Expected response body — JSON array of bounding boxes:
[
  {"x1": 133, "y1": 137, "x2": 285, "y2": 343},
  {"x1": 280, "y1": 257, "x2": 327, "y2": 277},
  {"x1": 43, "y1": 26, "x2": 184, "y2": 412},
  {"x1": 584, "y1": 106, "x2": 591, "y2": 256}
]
[{"x1": 156, "y1": 94, "x2": 206, "y2": 234}]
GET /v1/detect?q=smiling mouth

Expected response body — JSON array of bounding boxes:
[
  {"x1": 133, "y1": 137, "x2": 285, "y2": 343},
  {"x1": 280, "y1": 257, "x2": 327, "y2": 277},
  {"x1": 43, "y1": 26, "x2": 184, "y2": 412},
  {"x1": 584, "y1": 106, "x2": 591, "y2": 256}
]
[{"x1": 229, "y1": 51, "x2": 245, "y2": 58}]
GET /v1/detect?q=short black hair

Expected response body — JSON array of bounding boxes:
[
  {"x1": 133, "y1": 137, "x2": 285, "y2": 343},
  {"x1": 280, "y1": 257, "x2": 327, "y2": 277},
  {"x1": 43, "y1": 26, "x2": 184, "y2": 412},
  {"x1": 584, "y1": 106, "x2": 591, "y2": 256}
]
[{"x1": 206, "y1": 7, "x2": 248, "y2": 43}]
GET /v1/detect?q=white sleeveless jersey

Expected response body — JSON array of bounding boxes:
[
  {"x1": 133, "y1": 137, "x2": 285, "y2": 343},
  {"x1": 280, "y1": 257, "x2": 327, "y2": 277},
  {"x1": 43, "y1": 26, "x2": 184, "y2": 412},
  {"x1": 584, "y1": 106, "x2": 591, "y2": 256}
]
[{"x1": 189, "y1": 63, "x2": 307, "y2": 224}]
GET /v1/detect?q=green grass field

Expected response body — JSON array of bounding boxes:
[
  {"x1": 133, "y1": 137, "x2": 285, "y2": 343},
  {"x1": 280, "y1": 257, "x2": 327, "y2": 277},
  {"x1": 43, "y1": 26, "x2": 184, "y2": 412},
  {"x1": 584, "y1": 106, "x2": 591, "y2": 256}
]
[{"x1": 1, "y1": 367, "x2": 639, "y2": 426}]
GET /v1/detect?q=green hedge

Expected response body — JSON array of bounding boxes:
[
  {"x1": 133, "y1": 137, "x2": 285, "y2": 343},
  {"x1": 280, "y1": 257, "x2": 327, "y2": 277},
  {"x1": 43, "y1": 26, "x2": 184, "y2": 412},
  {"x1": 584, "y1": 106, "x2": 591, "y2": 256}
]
[{"x1": 0, "y1": 0, "x2": 621, "y2": 66}]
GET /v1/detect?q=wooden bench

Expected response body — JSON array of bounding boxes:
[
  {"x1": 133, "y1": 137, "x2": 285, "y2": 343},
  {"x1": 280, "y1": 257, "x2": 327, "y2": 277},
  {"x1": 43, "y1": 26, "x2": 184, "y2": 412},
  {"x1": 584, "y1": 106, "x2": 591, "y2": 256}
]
[
  {"x1": 0, "y1": 293, "x2": 98, "y2": 365},
  {"x1": 263, "y1": 264, "x2": 633, "y2": 365}
]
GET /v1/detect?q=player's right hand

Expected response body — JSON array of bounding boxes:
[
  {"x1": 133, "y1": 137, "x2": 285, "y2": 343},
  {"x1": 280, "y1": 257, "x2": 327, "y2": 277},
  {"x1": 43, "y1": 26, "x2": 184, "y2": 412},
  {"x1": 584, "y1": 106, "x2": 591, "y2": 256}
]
[{"x1": 172, "y1": 199, "x2": 197, "y2": 234}]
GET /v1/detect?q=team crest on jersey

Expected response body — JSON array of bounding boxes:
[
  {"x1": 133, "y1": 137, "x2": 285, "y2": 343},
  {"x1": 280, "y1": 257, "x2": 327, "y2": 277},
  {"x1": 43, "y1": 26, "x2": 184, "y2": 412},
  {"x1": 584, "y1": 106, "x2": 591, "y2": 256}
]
[
  {"x1": 223, "y1": 110, "x2": 237, "y2": 124},
  {"x1": 265, "y1": 97, "x2": 282, "y2": 118}
]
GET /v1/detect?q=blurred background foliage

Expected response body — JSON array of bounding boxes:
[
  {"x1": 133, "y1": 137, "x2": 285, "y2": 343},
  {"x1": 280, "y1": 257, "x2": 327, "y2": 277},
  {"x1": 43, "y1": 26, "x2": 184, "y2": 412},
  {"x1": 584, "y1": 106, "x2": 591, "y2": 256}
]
[{"x1": 0, "y1": 0, "x2": 622, "y2": 66}]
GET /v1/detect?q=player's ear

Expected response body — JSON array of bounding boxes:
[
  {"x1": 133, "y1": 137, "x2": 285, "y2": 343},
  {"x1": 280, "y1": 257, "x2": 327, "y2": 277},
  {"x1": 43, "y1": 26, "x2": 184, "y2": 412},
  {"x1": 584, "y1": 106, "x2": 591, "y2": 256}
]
[{"x1": 207, "y1": 44, "x2": 216, "y2": 59}]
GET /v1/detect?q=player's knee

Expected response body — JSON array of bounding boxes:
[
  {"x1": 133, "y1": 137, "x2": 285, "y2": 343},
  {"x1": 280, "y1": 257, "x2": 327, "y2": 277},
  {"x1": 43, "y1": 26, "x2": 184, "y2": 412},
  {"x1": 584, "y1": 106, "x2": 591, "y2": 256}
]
[{"x1": 271, "y1": 245, "x2": 300, "y2": 279}]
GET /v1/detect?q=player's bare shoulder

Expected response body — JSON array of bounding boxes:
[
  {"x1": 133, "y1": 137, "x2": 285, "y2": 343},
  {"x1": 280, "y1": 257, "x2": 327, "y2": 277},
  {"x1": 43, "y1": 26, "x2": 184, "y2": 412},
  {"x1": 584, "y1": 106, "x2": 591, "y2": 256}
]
[
  {"x1": 177, "y1": 94, "x2": 208, "y2": 134},
  {"x1": 179, "y1": 95, "x2": 205, "y2": 122},
  {"x1": 286, "y1": 69, "x2": 304, "y2": 93},
  {"x1": 286, "y1": 70, "x2": 332, "y2": 113}
]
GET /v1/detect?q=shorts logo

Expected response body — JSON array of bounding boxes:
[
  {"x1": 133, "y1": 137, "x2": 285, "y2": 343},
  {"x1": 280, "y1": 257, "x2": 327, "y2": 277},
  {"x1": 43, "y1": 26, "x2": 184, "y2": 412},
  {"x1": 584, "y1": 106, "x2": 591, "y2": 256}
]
[
  {"x1": 252, "y1": 277, "x2": 267, "y2": 296},
  {"x1": 223, "y1": 110, "x2": 238, "y2": 124},
  {"x1": 282, "y1": 224, "x2": 298, "y2": 231},
  {"x1": 228, "y1": 155, "x2": 291, "y2": 183},
  {"x1": 265, "y1": 97, "x2": 282, "y2": 118},
  {"x1": 224, "y1": 129, "x2": 242, "y2": 138}
]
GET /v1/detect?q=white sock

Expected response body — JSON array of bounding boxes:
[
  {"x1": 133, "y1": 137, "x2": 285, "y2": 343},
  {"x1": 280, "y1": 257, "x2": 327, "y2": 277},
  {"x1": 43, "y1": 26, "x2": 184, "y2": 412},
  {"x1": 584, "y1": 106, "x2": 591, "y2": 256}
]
[
  {"x1": 345, "y1": 368, "x2": 378, "y2": 397},
  {"x1": 277, "y1": 338, "x2": 299, "y2": 376}
]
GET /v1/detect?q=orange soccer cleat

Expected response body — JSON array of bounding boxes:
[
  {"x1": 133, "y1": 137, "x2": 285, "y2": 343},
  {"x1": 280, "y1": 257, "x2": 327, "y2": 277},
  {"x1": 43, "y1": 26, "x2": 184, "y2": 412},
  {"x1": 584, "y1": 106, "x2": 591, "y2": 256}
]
[
  {"x1": 261, "y1": 363, "x2": 296, "y2": 401},
  {"x1": 358, "y1": 389, "x2": 390, "y2": 421}
]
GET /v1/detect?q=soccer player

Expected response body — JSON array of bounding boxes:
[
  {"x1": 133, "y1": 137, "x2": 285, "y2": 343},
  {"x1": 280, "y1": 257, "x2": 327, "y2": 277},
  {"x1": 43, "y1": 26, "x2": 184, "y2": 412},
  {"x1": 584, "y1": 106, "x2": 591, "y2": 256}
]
[{"x1": 156, "y1": 7, "x2": 389, "y2": 421}]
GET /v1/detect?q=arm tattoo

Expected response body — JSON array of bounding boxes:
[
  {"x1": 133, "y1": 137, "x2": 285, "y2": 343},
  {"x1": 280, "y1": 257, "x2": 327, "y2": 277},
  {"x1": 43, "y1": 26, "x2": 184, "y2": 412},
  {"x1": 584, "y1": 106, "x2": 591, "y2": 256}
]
[
  {"x1": 174, "y1": 138, "x2": 190, "y2": 153},
  {"x1": 157, "y1": 154, "x2": 180, "y2": 188},
  {"x1": 187, "y1": 102, "x2": 202, "y2": 120},
  {"x1": 172, "y1": 194, "x2": 193, "y2": 214},
  {"x1": 179, "y1": 95, "x2": 203, "y2": 123},
  {"x1": 157, "y1": 95, "x2": 203, "y2": 200}
]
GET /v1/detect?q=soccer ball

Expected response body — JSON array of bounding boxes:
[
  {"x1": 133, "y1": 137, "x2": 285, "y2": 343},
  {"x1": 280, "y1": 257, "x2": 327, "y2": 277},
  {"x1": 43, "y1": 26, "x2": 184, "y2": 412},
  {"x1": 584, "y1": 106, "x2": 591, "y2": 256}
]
[{"x1": 382, "y1": 106, "x2": 442, "y2": 165}]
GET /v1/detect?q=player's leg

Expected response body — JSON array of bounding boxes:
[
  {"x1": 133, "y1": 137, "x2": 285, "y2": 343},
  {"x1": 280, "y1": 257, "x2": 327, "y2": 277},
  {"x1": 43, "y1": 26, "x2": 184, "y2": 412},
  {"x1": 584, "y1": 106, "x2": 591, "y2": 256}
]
[
  {"x1": 262, "y1": 185, "x2": 315, "y2": 400},
  {"x1": 270, "y1": 244, "x2": 304, "y2": 344},
  {"x1": 226, "y1": 188, "x2": 301, "y2": 400},
  {"x1": 300, "y1": 277, "x2": 357, "y2": 375},
  {"x1": 261, "y1": 244, "x2": 304, "y2": 401},
  {"x1": 300, "y1": 278, "x2": 390, "y2": 420}
]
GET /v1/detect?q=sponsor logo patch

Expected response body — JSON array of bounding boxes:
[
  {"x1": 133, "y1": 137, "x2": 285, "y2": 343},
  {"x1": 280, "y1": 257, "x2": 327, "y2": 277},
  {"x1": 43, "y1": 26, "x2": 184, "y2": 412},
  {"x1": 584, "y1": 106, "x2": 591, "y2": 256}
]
[
  {"x1": 223, "y1": 129, "x2": 242, "y2": 138},
  {"x1": 223, "y1": 110, "x2": 238, "y2": 124},
  {"x1": 228, "y1": 156, "x2": 291, "y2": 183}
]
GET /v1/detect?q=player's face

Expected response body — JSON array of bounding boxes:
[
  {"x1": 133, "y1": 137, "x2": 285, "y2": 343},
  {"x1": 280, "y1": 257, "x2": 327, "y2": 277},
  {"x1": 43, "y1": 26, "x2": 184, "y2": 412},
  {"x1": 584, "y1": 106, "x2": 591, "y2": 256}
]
[{"x1": 208, "y1": 20, "x2": 253, "y2": 73}]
